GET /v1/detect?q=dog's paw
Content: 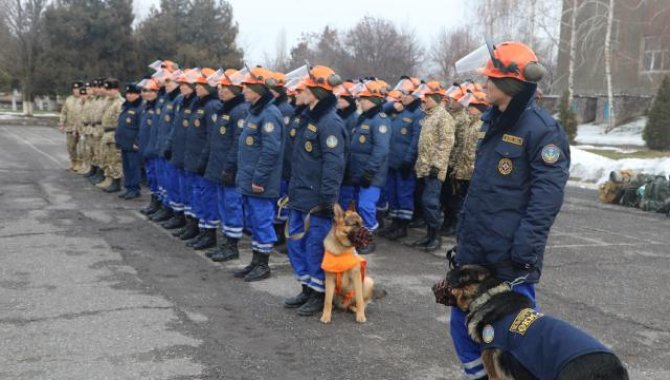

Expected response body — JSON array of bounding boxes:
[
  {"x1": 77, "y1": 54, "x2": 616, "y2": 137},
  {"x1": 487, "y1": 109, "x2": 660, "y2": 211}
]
[
  {"x1": 355, "y1": 313, "x2": 367, "y2": 323},
  {"x1": 320, "y1": 314, "x2": 332, "y2": 324}
]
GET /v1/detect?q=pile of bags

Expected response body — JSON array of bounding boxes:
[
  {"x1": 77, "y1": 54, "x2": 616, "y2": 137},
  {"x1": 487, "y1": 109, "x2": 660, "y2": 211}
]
[{"x1": 598, "y1": 169, "x2": 670, "y2": 216}]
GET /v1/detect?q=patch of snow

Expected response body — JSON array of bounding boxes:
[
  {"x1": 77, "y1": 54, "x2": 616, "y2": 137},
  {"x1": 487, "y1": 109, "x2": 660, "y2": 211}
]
[
  {"x1": 570, "y1": 146, "x2": 670, "y2": 184},
  {"x1": 576, "y1": 145, "x2": 639, "y2": 154},
  {"x1": 575, "y1": 117, "x2": 646, "y2": 147}
]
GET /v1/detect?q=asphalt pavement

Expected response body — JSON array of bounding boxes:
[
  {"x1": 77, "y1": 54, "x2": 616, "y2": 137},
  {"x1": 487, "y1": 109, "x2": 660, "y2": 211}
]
[{"x1": 0, "y1": 123, "x2": 668, "y2": 380}]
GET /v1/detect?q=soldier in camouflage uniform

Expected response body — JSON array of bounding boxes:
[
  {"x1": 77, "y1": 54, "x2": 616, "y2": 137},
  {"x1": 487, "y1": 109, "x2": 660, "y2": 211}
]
[
  {"x1": 411, "y1": 81, "x2": 455, "y2": 252},
  {"x1": 80, "y1": 81, "x2": 97, "y2": 177},
  {"x1": 59, "y1": 81, "x2": 84, "y2": 172},
  {"x1": 74, "y1": 87, "x2": 90, "y2": 174},
  {"x1": 88, "y1": 78, "x2": 109, "y2": 185},
  {"x1": 97, "y1": 78, "x2": 124, "y2": 193}
]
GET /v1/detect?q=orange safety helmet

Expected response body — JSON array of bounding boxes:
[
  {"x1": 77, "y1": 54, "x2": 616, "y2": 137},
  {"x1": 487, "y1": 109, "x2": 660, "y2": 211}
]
[
  {"x1": 176, "y1": 68, "x2": 198, "y2": 84},
  {"x1": 304, "y1": 65, "x2": 342, "y2": 91},
  {"x1": 270, "y1": 71, "x2": 287, "y2": 88},
  {"x1": 393, "y1": 76, "x2": 421, "y2": 95},
  {"x1": 220, "y1": 69, "x2": 240, "y2": 87},
  {"x1": 412, "y1": 80, "x2": 446, "y2": 98},
  {"x1": 242, "y1": 66, "x2": 275, "y2": 87},
  {"x1": 333, "y1": 81, "x2": 356, "y2": 98},
  {"x1": 458, "y1": 89, "x2": 489, "y2": 107},
  {"x1": 287, "y1": 78, "x2": 307, "y2": 96},
  {"x1": 353, "y1": 80, "x2": 386, "y2": 99},
  {"x1": 194, "y1": 68, "x2": 215, "y2": 85},
  {"x1": 386, "y1": 89, "x2": 402, "y2": 103},
  {"x1": 139, "y1": 78, "x2": 160, "y2": 91},
  {"x1": 480, "y1": 41, "x2": 544, "y2": 82}
]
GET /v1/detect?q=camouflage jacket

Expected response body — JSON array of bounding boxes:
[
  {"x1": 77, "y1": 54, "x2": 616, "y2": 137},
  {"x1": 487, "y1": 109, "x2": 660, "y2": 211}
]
[
  {"x1": 59, "y1": 95, "x2": 79, "y2": 132},
  {"x1": 415, "y1": 104, "x2": 455, "y2": 181},
  {"x1": 101, "y1": 95, "x2": 124, "y2": 144},
  {"x1": 448, "y1": 108, "x2": 470, "y2": 166},
  {"x1": 453, "y1": 112, "x2": 482, "y2": 181}
]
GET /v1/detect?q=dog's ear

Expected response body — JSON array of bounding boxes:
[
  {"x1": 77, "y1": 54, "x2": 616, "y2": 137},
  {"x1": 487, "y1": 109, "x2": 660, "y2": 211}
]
[
  {"x1": 333, "y1": 203, "x2": 344, "y2": 222},
  {"x1": 347, "y1": 200, "x2": 356, "y2": 213}
]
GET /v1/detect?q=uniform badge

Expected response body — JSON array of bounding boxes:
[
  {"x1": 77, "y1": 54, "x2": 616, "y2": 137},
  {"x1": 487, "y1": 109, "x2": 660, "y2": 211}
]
[
  {"x1": 263, "y1": 122, "x2": 275, "y2": 133},
  {"x1": 290, "y1": 128, "x2": 297, "y2": 138},
  {"x1": 304, "y1": 141, "x2": 313, "y2": 152},
  {"x1": 182, "y1": 120, "x2": 188, "y2": 127},
  {"x1": 237, "y1": 119, "x2": 244, "y2": 128},
  {"x1": 402, "y1": 117, "x2": 412, "y2": 123},
  {"x1": 361, "y1": 124, "x2": 370, "y2": 130},
  {"x1": 541, "y1": 144, "x2": 561, "y2": 164},
  {"x1": 326, "y1": 135, "x2": 338, "y2": 148},
  {"x1": 165, "y1": 115, "x2": 171, "y2": 122},
  {"x1": 219, "y1": 126, "x2": 226, "y2": 135},
  {"x1": 359, "y1": 135, "x2": 366, "y2": 144},
  {"x1": 509, "y1": 308, "x2": 542, "y2": 335},
  {"x1": 400, "y1": 127, "x2": 408, "y2": 135},
  {"x1": 482, "y1": 324, "x2": 495, "y2": 343},
  {"x1": 223, "y1": 115, "x2": 230, "y2": 121},
  {"x1": 147, "y1": 119, "x2": 152, "y2": 126},
  {"x1": 194, "y1": 119, "x2": 201, "y2": 128},
  {"x1": 379, "y1": 125, "x2": 388, "y2": 134},
  {"x1": 125, "y1": 117, "x2": 131, "y2": 124},
  {"x1": 502, "y1": 134, "x2": 523, "y2": 146},
  {"x1": 308, "y1": 124, "x2": 318, "y2": 132},
  {"x1": 156, "y1": 108, "x2": 161, "y2": 115},
  {"x1": 283, "y1": 116, "x2": 290, "y2": 126},
  {"x1": 498, "y1": 158, "x2": 513, "y2": 175},
  {"x1": 246, "y1": 136, "x2": 254, "y2": 146},
  {"x1": 212, "y1": 114, "x2": 217, "y2": 122},
  {"x1": 167, "y1": 105, "x2": 173, "y2": 110}
]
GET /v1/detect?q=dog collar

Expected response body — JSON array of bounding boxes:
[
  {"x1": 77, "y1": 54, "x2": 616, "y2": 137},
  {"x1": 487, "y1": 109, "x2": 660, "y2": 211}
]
[{"x1": 468, "y1": 283, "x2": 511, "y2": 313}]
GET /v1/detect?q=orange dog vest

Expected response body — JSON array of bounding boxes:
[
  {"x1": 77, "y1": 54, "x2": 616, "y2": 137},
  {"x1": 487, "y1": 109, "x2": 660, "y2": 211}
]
[{"x1": 321, "y1": 248, "x2": 367, "y2": 302}]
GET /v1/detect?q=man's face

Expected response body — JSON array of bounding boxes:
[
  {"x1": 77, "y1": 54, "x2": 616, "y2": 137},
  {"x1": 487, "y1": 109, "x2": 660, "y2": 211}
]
[
  {"x1": 142, "y1": 89, "x2": 157, "y2": 101},
  {"x1": 357, "y1": 97, "x2": 375, "y2": 112},
  {"x1": 165, "y1": 80, "x2": 179, "y2": 93},
  {"x1": 195, "y1": 84, "x2": 210, "y2": 98},
  {"x1": 72, "y1": 88, "x2": 79, "y2": 97},
  {"x1": 423, "y1": 95, "x2": 438, "y2": 110},
  {"x1": 303, "y1": 88, "x2": 318, "y2": 106},
  {"x1": 485, "y1": 79, "x2": 510, "y2": 107},
  {"x1": 126, "y1": 93, "x2": 140, "y2": 102},
  {"x1": 393, "y1": 101, "x2": 404, "y2": 113},
  {"x1": 336, "y1": 97, "x2": 349, "y2": 110},
  {"x1": 401, "y1": 94, "x2": 415, "y2": 106},
  {"x1": 242, "y1": 85, "x2": 261, "y2": 104},
  {"x1": 218, "y1": 86, "x2": 236, "y2": 102},
  {"x1": 179, "y1": 83, "x2": 193, "y2": 96}
]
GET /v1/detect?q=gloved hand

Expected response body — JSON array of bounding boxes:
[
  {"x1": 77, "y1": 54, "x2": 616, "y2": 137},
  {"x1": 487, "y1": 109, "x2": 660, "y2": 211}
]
[
  {"x1": 429, "y1": 166, "x2": 440, "y2": 179},
  {"x1": 399, "y1": 162, "x2": 413, "y2": 179},
  {"x1": 164, "y1": 149, "x2": 172, "y2": 160},
  {"x1": 221, "y1": 170, "x2": 236, "y2": 186},
  {"x1": 314, "y1": 202, "x2": 334, "y2": 218},
  {"x1": 359, "y1": 171, "x2": 374, "y2": 188}
]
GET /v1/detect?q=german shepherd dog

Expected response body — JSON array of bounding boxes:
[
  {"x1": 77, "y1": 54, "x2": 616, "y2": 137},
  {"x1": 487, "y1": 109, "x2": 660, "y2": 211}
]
[
  {"x1": 320, "y1": 204, "x2": 376, "y2": 324},
  {"x1": 439, "y1": 265, "x2": 629, "y2": 380}
]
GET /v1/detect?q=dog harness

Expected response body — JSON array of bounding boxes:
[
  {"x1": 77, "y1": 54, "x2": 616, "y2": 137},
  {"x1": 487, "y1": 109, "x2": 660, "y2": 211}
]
[
  {"x1": 481, "y1": 308, "x2": 612, "y2": 378},
  {"x1": 321, "y1": 248, "x2": 367, "y2": 302}
]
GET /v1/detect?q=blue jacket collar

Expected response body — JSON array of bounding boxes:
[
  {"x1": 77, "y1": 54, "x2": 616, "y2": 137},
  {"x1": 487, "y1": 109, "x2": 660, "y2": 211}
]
[
  {"x1": 307, "y1": 93, "x2": 336, "y2": 124},
  {"x1": 249, "y1": 91, "x2": 274, "y2": 116}
]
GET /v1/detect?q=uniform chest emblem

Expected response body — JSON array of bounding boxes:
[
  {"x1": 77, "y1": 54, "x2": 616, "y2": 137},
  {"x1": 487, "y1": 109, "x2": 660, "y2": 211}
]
[
  {"x1": 290, "y1": 128, "x2": 297, "y2": 138},
  {"x1": 219, "y1": 126, "x2": 226, "y2": 135},
  {"x1": 326, "y1": 135, "x2": 338, "y2": 148},
  {"x1": 304, "y1": 141, "x2": 313, "y2": 152},
  {"x1": 237, "y1": 119, "x2": 244, "y2": 128},
  {"x1": 246, "y1": 136, "x2": 254, "y2": 146},
  {"x1": 498, "y1": 158, "x2": 513, "y2": 175},
  {"x1": 125, "y1": 117, "x2": 131, "y2": 124},
  {"x1": 156, "y1": 108, "x2": 161, "y2": 115},
  {"x1": 283, "y1": 116, "x2": 290, "y2": 126},
  {"x1": 379, "y1": 125, "x2": 388, "y2": 134},
  {"x1": 212, "y1": 114, "x2": 218, "y2": 122},
  {"x1": 165, "y1": 115, "x2": 171, "y2": 122},
  {"x1": 482, "y1": 324, "x2": 495, "y2": 344},
  {"x1": 182, "y1": 120, "x2": 189, "y2": 128},
  {"x1": 541, "y1": 144, "x2": 561, "y2": 164},
  {"x1": 400, "y1": 127, "x2": 408, "y2": 135},
  {"x1": 147, "y1": 119, "x2": 153, "y2": 126},
  {"x1": 194, "y1": 119, "x2": 201, "y2": 128},
  {"x1": 359, "y1": 135, "x2": 367, "y2": 144}
]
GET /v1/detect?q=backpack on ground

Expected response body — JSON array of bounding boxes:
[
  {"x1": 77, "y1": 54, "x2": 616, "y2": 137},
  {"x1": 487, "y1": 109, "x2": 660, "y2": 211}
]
[{"x1": 640, "y1": 175, "x2": 670, "y2": 213}]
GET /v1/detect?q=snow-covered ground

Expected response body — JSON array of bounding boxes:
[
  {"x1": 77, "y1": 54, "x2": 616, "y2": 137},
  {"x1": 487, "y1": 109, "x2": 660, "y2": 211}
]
[
  {"x1": 570, "y1": 146, "x2": 670, "y2": 184},
  {"x1": 575, "y1": 117, "x2": 646, "y2": 147}
]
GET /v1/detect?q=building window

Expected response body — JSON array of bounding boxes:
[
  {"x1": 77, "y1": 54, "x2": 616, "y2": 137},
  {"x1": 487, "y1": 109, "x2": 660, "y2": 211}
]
[{"x1": 642, "y1": 36, "x2": 669, "y2": 73}]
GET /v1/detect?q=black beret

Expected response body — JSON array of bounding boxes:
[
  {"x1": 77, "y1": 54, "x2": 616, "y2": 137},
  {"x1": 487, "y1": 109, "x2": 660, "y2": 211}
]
[
  {"x1": 72, "y1": 81, "x2": 84, "y2": 89},
  {"x1": 124, "y1": 83, "x2": 141, "y2": 94},
  {"x1": 103, "y1": 78, "x2": 120, "y2": 89}
]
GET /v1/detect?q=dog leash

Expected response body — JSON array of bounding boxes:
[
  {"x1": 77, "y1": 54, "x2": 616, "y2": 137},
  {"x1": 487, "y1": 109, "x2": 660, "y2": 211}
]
[
  {"x1": 505, "y1": 274, "x2": 530, "y2": 288},
  {"x1": 283, "y1": 202, "x2": 324, "y2": 241}
]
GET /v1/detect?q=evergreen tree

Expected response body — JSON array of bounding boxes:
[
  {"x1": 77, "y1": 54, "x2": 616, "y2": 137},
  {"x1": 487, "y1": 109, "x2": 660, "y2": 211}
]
[
  {"x1": 558, "y1": 91, "x2": 578, "y2": 144},
  {"x1": 643, "y1": 75, "x2": 670, "y2": 151}
]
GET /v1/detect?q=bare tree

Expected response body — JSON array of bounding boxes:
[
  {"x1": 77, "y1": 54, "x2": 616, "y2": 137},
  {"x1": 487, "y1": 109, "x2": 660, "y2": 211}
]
[
  {"x1": 603, "y1": 0, "x2": 615, "y2": 132},
  {"x1": 431, "y1": 26, "x2": 478, "y2": 80},
  {"x1": 0, "y1": 0, "x2": 47, "y2": 115}
]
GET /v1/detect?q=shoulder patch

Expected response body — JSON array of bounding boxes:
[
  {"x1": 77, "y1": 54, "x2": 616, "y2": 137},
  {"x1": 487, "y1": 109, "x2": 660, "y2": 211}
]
[
  {"x1": 541, "y1": 144, "x2": 561, "y2": 164},
  {"x1": 379, "y1": 112, "x2": 387, "y2": 118},
  {"x1": 482, "y1": 324, "x2": 495, "y2": 344},
  {"x1": 237, "y1": 119, "x2": 244, "y2": 128},
  {"x1": 502, "y1": 134, "x2": 524, "y2": 146},
  {"x1": 283, "y1": 116, "x2": 290, "y2": 126},
  {"x1": 379, "y1": 125, "x2": 388, "y2": 134},
  {"x1": 212, "y1": 114, "x2": 217, "y2": 122},
  {"x1": 509, "y1": 308, "x2": 543, "y2": 335},
  {"x1": 326, "y1": 135, "x2": 338, "y2": 148},
  {"x1": 263, "y1": 122, "x2": 275, "y2": 133}
]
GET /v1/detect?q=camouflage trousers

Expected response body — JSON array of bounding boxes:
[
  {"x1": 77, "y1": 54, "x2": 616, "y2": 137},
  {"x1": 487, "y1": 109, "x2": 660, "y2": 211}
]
[
  {"x1": 65, "y1": 132, "x2": 79, "y2": 163},
  {"x1": 91, "y1": 127, "x2": 104, "y2": 167},
  {"x1": 101, "y1": 131, "x2": 122, "y2": 180},
  {"x1": 80, "y1": 127, "x2": 95, "y2": 166}
]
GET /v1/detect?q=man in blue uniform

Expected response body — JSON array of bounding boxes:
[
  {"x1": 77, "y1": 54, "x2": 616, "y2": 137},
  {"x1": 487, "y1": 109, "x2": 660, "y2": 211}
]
[
  {"x1": 183, "y1": 68, "x2": 221, "y2": 250},
  {"x1": 449, "y1": 41, "x2": 570, "y2": 380},
  {"x1": 233, "y1": 66, "x2": 285, "y2": 282},
  {"x1": 380, "y1": 76, "x2": 424, "y2": 241},
  {"x1": 204, "y1": 69, "x2": 249, "y2": 262},
  {"x1": 137, "y1": 79, "x2": 164, "y2": 219},
  {"x1": 115, "y1": 83, "x2": 143, "y2": 199},
  {"x1": 339, "y1": 79, "x2": 391, "y2": 255},
  {"x1": 284, "y1": 65, "x2": 346, "y2": 316}
]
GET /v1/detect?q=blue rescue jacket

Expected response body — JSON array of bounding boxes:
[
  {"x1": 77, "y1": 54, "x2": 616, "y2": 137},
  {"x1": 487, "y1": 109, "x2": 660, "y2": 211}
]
[
  {"x1": 481, "y1": 308, "x2": 611, "y2": 379},
  {"x1": 114, "y1": 98, "x2": 142, "y2": 151},
  {"x1": 168, "y1": 93, "x2": 197, "y2": 169},
  {"x1": 283, "y1": 104, "x2": 307, "y2": 181},
  {"x1": 138, "y1": 99, "x2": 158, "y2": 159},
  {"x1": 236, "y1": 92, "x2": 285, "y2": 198},
  {"x1": 184, "y1": 93, "x2": 221, "y2": 174},
  {"x1": 344, "y1": 104, "x2": 391, "y2": 187},
  {"x1": 456, "y1": 86, "x2": 570, "y2": 283},
  {"x1": 388, "y1": 98, "x2": 423, "y2": 170},
  {"x1": 288, "y1": 93, "x2": 346, "y2": 212},
  {"x1": 155, "y1": 88, "x2": 181, "y2": 158},
  {"x1": 203, "y1": 94, "x2": 248, "y2": 184}
]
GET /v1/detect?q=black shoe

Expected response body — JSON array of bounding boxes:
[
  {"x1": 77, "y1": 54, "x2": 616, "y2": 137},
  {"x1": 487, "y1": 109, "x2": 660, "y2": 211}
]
[
  {"x1": 210, "y1": 239, "x2": 240, "y2": 262},
  {"x1": 412, "y1": 227, "x2": 434, "y2": 248},
  {"x1": 357, "y1": 242, "x2": 376, "y2": 255},
  {"x1": 244, "y1": 252, "x2": 271, "y2": 282},
  {"x1": 161, "y1": 213, "x2": 186, "y2": 229},
  {"x1": 140, "y1": 195, "x2": 161, "y2": 215},
  {"x1": 376, "y1": 210, "x2": 387, "y2": 231},
  {"x1": 83, "y1": 165, "x2": 97, "y2": 177},
  {"x1": 150, "y1": 206, "x2": 173, "y2": 222},
  {"x1": 118, "y1": 190, "x2": 130, "y2": 199},
  {"x1": 424, "y1": 227, "x2": 442, "y2": 252},
  {"x1": 386, "y1": 220, "x2": 409, "y2": 241},
  {"x1": 89, "y1": 170, "x2": 104, "y2": 185},
  {"x1": 192, "y1": 229, "x2": 216, "y2": 250},
  {"x1": 377, "y1": 219, "x2": 399, "y2": 238},
  {"x1": 234, "y1": 250, "x2": 261, "y2": 279},
  {"x1": 409, "y1": 218, "x2": 426, "y2": 229},
  {"x1": 205, "y1": 246, "x2": 221, "y2": 258},
  {"x1": 104, "y1": 179, "x2": 121, "y2": 193},
  {"x1": 284, "y1": 285, "x2": 311, "y2": 308},
  {"x1": 123, "y1": 191, "x2": 141, "y2": 200},
  {"x1": 297, "y1": 291, "x2": 325, "y2": 316},
  {"x1": 178, "y1": 217, "x2": 200, "y2": 240},
  {"x1": 185, "y1": 229, "x2": 206, "y2": 246}
]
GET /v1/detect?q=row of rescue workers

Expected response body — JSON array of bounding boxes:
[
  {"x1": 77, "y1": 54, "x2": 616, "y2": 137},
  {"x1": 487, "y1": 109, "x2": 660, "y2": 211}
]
[{"x1": 59, "y1": 60, "x2": 489, "y2": 314}]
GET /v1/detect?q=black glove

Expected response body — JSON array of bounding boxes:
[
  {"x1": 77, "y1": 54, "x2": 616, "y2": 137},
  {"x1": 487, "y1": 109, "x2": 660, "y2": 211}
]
[
  {"x1": 221, "y1": 170, "x2": 236, "y2": 187},
  {"x1": 429, "y1": 166, "x2": 440, "y2": 179},
  {"x1": 359, "y1": 171, "x2": 374, "y2": 188},
  {"x1": 164, "y1": 149, "x2": 172, "y2": 160},
  {"x1": 399, "y1": 162, "x2": 413, "y2": 180},
  {"x1": 314, "y1": 202, "x2": 334, "y2": 218}
]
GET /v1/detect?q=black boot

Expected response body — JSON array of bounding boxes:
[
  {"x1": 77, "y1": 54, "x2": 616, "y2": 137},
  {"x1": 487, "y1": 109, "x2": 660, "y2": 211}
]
[
  {"x1": 411, "y1": 227, "x2": 432, "y2": 248},
  {"x1": 424, "y1": 227, "x2": 442, "y2": 252},
  {"x1": 284, "y1": 285, "x2": 311, "y2": 308},
  {"x1": 161, "y1": 212, "x2": 186, "y2": 230},
  {"x1": 89, "y1": 168, "x2": 104, "y2": 184},
  {"x1": 118, "y1": 190, "x2": 130, "y2": 199},
  {"x1": 386, "y1": 219, "x2": 409, "y2": 241},
  {"x1": 210, "y1": 238, "x2": 240, "y2": 262},
  {"x1": 185, "y1": 228, "x2": 206, "y2": 246},
  {"x1": 234, "y1": 250, "x2": 261, "y2": 278},
  {"x1": 104, "y1": 179, "x2": 121, "y2": 193},
  {"x1": 297, "y1": 290, "x2": 325, "y2": 316},
  {"x1": 178, "y1": 217, "x2": 200, "y2": 240},
  {"x1": 409, "y1": 217, "x2": 426, "y2": 229},
  {"x1": 192, "y1": 228, "x2": 216, "y2": 250},
  {"x1": 376, "y1": 210, "x2": 387, "y2": 231},
  {"x1": 357, "y1": 241, "x2": 376, "y2": 255},
  {"x1": 140, "y1": 195, "x2": 161, "y2": 215},
  {"x1": 84, "y1": 165, "x2": 97, "y2": 177},
  {"x1": 150, "y1": 206, "x2": 173, "y2": 222},
  {"x1": 377, "y1": 218, "x2": 399, "y2": 238},
  {"x1": 244, "y1": 252, "x2": 271, "y2": 282},
  {"x1": 442, "y1": 215, "x2": 458, "y2": 237}
]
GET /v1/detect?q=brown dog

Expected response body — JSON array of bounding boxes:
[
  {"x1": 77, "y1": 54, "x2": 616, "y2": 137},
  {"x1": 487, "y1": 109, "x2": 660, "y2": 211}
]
[{"x1": 320, "y1": 204, "x2": 375, "y2": 324}]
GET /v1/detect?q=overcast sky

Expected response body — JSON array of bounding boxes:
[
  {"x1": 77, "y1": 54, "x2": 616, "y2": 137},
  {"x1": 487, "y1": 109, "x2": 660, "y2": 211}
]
[{"x1": 134, "y1": 0, "x2": 468, "y2": 66}]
